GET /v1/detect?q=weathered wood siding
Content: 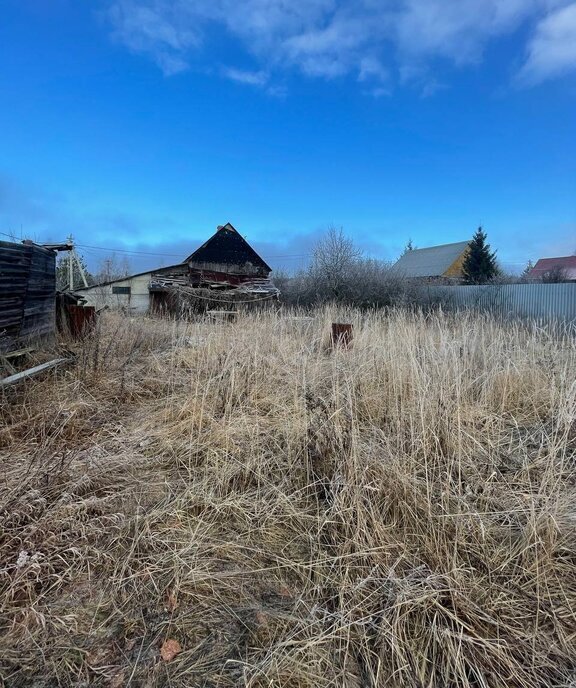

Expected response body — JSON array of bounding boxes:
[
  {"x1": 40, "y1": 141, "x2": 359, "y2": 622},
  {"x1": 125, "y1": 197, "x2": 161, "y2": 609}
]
[
  {"x1": 189, "y1": 260, "x2": 269, "y2": 277},
  {"x1": 0, "y1": 241, "x2": 57, "y2": 351},
  {"x1": 443, "y1": 250, "x2": 468, "y2": 279}
]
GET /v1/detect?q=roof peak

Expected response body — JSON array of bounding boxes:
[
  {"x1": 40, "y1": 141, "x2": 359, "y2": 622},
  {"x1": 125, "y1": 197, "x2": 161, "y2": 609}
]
[
  {"x1": 184, "y1": 222, "x2": 271, "y2": 272},
  {"x1": 217, "y1": 222, "x2": 237, "y2": 232},
  {"x1": 410, "y1": 240, "x2": 470, "y2": 252},
  {"x1": 534, "y1": 255, "x2": 576, "y2": 263}
]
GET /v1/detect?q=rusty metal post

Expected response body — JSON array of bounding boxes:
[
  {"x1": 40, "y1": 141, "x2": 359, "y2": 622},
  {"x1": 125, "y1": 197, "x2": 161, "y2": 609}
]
[
  {"x1": 65, "y1": 305, "x2": 96, "y2": 338},
  {"x1": 331, "y1": 323, "x2": 353, "y2": 349}
]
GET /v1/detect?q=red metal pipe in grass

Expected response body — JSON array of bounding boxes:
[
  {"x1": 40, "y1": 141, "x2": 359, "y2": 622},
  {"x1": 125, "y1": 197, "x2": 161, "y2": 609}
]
[{"x1": 331, "y1": 323, "x2": 353, "y2": 349}]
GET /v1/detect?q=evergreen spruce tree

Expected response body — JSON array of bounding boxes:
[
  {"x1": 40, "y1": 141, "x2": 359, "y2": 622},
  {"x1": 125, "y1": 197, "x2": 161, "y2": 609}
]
[
  {"x1": 401, "y1": 238, "x2": 416, "y2": 256},
  {"x1": 461, "y1": 227, "x2": 499, "y2": 284},
  {"x1": 521, "y1": 259, "x2": 534, "y2": 281}
]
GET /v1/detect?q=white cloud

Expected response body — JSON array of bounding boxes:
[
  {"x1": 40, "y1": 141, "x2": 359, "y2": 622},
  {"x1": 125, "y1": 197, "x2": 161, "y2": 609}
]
[
  {"x1": 108, "y1": 1, "x2": 201, "y2": 75},
  {"x1": 358, "y1": 57, "x2": 389, "y2": 83},
  {"x1": 396, "y1": 0, "x2": 537, "y2": 63},
  {"x1": 519, "y1": 3, "x2": 576, "y2": 83},
  {"x1": 368, "y1": 86, "x2": 392, "y2": 98},
  {"x1": 222, "y1": 67, "x2": 269, "y2": 87},
  {"x1": 105, "y1": 0, "x2": 576, "y2": 87}
]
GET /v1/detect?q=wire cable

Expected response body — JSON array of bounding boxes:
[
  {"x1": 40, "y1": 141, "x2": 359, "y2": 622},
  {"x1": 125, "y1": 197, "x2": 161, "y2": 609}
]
[{"x1": 76, "y1": 243, "x2": 311, "y2": 260}]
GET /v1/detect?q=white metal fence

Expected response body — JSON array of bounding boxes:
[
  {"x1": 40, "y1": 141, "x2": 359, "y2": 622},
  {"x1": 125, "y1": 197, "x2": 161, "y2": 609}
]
[{"x1": 426, "y1": 283, "x2": 576, "y2": 325}]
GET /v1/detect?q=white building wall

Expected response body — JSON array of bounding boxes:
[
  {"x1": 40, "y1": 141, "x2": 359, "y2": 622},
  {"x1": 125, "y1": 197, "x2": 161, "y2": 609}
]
[{"x1": 78, "y1": 274, "x2": 151, "y2": 313}]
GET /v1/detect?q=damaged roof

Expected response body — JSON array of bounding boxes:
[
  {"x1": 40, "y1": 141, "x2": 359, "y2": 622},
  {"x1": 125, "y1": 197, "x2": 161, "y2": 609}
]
[
  {"x1": 185, "y1": 223, "x2": 271, "y2": 273},
  {"x1": 74, "y1": 263, "x2": 187, "y2": 291}
]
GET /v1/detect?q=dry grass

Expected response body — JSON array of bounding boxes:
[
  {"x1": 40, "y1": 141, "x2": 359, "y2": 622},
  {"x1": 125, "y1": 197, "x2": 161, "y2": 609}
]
[{"x1": 1, "y1": 308, "x2": 575, "y2": 687}]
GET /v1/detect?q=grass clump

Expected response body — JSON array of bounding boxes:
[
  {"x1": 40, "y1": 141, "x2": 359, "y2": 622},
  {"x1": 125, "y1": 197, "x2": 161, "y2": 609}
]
[{"x1": 1, "y1": 309, "x2": 575, "y2": 687}]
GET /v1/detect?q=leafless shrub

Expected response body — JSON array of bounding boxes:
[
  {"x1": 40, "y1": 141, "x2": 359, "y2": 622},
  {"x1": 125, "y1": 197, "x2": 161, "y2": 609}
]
[
  {"x1": 279, "y1": 227, "x2": 432, "y2": 309},
  {"x1": 541, "y1": 265, "x2": 569, "y2": 283}
]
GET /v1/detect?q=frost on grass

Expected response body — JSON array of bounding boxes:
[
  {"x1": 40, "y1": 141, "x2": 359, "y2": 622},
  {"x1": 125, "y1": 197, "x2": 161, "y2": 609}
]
[{"x1": 0, "y1": 309, "x2": 575, "y2": 687}]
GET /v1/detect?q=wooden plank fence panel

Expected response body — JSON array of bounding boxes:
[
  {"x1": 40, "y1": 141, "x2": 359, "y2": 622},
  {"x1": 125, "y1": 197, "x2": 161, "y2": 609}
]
[{"x1": 0, "y1": 241, "x2": 57, "y2": 351}]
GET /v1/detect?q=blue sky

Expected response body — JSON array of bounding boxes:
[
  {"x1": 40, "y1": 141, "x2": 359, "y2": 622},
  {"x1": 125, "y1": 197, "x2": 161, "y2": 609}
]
[{"x1": 0, "y1": 0, "x2": 575, "y2": 274}]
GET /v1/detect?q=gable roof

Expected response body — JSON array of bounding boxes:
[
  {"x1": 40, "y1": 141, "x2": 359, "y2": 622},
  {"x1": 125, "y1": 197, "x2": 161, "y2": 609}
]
[
  {"x1": 390, "y1": 241, "x2": 470, "y2": 278},
  {"x1": 527, "y1": 256, "x2": 576, "y2": 281},
  {"x1": 185, "y1": 223, "x2": 271, "y2": 273},
  {"x1": 74, "y1": 263, "x2": 186, "y2": 291}
]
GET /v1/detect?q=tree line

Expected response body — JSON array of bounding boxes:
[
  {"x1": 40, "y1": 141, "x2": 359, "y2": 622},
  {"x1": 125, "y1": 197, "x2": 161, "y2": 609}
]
[
  {"x1": 59, "y1": 227, "x2": 572, "y2": 307},
  {"x1": 276, "y1": 226, "x2": 505, "y2": 307}
]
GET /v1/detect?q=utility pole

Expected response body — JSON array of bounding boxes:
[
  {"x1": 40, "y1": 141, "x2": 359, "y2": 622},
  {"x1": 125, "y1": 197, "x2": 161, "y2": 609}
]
[
  {"x1": 74, "y1": 246, "x2": 89, "y2": 288},
  {"x1": 68, "y1": 234, "x2": 74, "y2": 290},
  {"x1": 66, "y1": 234, "x2": 89, "y2": 290}
]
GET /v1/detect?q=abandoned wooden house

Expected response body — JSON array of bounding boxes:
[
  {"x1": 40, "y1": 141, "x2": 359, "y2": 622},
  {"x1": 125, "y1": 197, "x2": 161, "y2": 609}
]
[
  {"x1": 186, "y1": 222, "x2": 272, "y2": 287},
  {"x1": 76, "y1": 223, "x2": 278, "y2": 314},
  {"x1": 0, "y1": 239, "x2": 70, "y2": 352}
]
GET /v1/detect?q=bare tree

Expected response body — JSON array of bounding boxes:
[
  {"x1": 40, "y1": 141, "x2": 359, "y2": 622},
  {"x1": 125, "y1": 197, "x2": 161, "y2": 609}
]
[
  {"x1": 541, "y1": 265, "x2": 568, "y2": 283},
  {"x1": 93, "y1": 254, "x2": 132, "y2": 284},
  {"x1": 277, "y1": 226, "x2": 429, "y2": 309},
  {"x1": 307, "y1": 226, "x2": 362, "y2": 301}
]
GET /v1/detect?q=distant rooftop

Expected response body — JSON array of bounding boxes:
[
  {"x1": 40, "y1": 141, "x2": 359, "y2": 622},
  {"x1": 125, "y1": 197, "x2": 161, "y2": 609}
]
[
  {"x1": 390, "y1": 241, "x2": 470, "y2": 278},
  {"x1": 527, "y1": 256, "x2": 576, "y2": 281}
]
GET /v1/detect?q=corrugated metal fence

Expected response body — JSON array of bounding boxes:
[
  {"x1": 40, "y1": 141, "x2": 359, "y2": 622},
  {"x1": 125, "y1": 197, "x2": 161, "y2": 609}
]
[
  {"x1": 427, "y1": 283, "x2": 576, "y2": 325},
  {"x1": 0, "y1": 240, "x2": 57, "y2": 352}
]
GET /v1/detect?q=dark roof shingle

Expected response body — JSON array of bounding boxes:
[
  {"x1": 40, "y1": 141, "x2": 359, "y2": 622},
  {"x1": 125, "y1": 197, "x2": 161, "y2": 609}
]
[{"x1": 185, "y1": 223, "x2": 271, "y2": 273}]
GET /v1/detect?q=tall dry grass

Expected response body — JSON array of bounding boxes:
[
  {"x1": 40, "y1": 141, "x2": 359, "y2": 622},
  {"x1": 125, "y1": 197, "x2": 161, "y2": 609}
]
[{"x1": 1, "y1": 308, "x2": 575, "y2": 687}]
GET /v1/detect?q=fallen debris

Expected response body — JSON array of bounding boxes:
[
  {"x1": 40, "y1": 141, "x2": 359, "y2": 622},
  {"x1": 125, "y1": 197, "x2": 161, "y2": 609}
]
[
  {"x1": 160, "y1": 639, "x2": 181, "y2": 662},
  {"x1": 0, "y1": 358, "x2": 70, "y2": 387},
  {"x1": 206, "y1": 310, "x2": 237, "y2": 322}
]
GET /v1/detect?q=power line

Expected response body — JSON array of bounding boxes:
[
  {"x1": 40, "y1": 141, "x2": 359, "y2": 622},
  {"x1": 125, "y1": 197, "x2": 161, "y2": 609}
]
[
  {"x1": 76, "y1": 242, "x2": 311, "y2": 260},
  {"x1": 76, "y1": 243, "x2": 184, "y2": 257},
  {"x1": 1, "y1": 233, "x2": 310, "y2": 260},
  {"x1": 1, "y1": 231, "x2": 536, "y2": 266}
]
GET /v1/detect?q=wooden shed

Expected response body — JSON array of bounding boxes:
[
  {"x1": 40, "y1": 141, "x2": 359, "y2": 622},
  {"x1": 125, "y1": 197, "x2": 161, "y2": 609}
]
[
  {"x1": 75, "y1": 222, "x2": 277, "y2": 315},
  {"x1": 75, "y1": 263, "x2": 189, "y2": 314},
  {"x1": 0, "y1": 240, "x2": 60, "y2": 352}
]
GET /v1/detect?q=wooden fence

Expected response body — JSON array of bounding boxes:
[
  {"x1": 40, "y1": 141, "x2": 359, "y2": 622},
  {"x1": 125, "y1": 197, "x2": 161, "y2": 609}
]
[{"x1": 0, "y1": 240, "x2": 57, "y2": 352}]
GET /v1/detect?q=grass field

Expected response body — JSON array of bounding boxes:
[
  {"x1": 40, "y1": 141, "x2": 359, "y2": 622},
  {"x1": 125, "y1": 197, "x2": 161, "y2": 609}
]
[{"x1": 1, "y1": 309, "x2": 575, "y2": 687}]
